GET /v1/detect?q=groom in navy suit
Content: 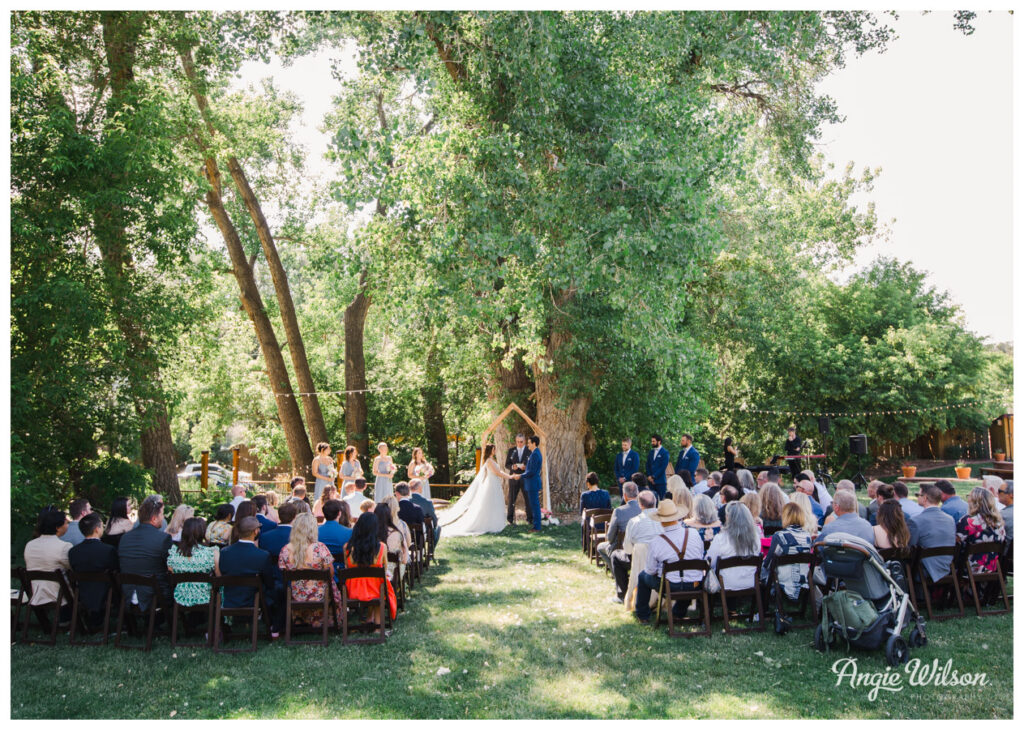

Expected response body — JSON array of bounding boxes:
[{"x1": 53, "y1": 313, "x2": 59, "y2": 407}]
[{"x1": 512, "y1": 436, "x2": 544, "y2": 531}]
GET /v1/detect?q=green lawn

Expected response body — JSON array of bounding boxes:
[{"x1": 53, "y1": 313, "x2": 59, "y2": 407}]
[{"x1": 10, "y1": 524, "x2": 1013, "y2": 719}]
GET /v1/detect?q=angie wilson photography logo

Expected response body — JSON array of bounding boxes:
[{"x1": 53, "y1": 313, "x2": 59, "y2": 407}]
[{"x1": 831, "y1": 657, "x2": 989, "y2": 701}]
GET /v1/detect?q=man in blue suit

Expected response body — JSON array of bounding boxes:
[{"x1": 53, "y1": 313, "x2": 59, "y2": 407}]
[
  {"x1": 645, "y1": 434, "x2": 670, "y2": 500},
  {"x1": 252, "y1": 494, "x2": 278, "y2": 535},
  {"x1": 219, "y1": 517, "x2": 279, "y2": 634},
  {"x1": 613, "y1": 438, "x2": 640, "y2": 498},
  {"x1": 317, "y1": 500, "x2": 352, "y2": 556},
  {"x1": 674, "y1": 434, "x2": 700, "y2": 481},
  {"x1": 512, "y1": 436, "x2": 544, "y2": 531}
]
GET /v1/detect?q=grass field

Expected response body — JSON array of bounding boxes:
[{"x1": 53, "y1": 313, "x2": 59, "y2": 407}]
[{"x1": 10, "y1": 523, "x2": 1013, "y2": 719}]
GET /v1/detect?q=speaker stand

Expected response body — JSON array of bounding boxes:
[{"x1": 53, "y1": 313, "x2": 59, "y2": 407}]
[{"x1": 850, "y1": 453, "x2": 867, "y2": 491}]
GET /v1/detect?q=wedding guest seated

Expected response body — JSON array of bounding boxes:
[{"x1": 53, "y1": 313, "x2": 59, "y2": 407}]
[
  {"x1": 893, "y1": 481, "x2": 924, "y2": 520},
  {"x1": 704, "y1": 471, "x2": 722, "y2": 500},
  {"x1": 873, "y1": 500, "x2": 911, "y2": 555},
  {"x1": 715, "y1": 485, "x2": 740, "y2": 523},
  {"x1": 343, "y1": 512, "x2": 397, "y2": 629},
  {"x1": 343, "y1": 478, "x2": 369, "y2": 514},
  {"x1": 409, "y1": 479, "x2": 440, "y2": 544},
  {"x1": 667, "y1": 478, "x2": 694, "y2": 522},
  {"x1": 797, "y1": 470, "x2": 833, "y2": 512},
  {"x1": 580, "y1": 472, "x2": 612, "y2": 544},
  {"x1": 229, "y1": 484, "x2": 247, "y2": 511},
  {"x1": 678, "y1": 469, "x2": 694, "y2": 489},
  {"x1": 759, "y1": 502, "x2": 813, "y2": 602},
  {"x1": 787, "y1": 490, "x2": 819, "y2": 535},
  {"x1": 374, "y1": 503, "x2": 409, "y2": 583},
  {"x1": 317, "y1": 500, "x2": 353, "y2": 557},
  {"x1": 395, "y1": 481, "x2": 425, "y2": 529},
  {"x1": 229, "y1": 501, "x2": 258, "y2": 544},
  {"x1": 936, "y1": 480, "x2": 968, "y2": 523},
  {"x1": 103, "y1": 497, "x2": 134, "y2": 547},
  {"x1": 219, "y1": 516, "x2": 277, "y2": 633},
  {"x1": 633, "y1": 500, "x2": 705, "y2": 624},
  {"x1": 981, "y1": 475, "x2": 1005, "y2": 500},
  {"x1": 686, "y1": 494, "x2": 722, "y2": 541},
  {"x1": 739, "y1": 492, "x2": 765, "y2": 541},
  {"x1": 816, "y1": 490, "x2": 874, "y2": 544},
  {"x1": 759, "y1": 483, "x2": 789, "y2": 535},
  {"x1": 61, "y1": 498, "x2": 92, "y2": 547},
  {"x1": 692, "y1": 468, "x2": 710, "y2": 495},
  {"x1": 24, "y1": 509, "x2": 73, "y2": 622},
  {"x1": 166, "y1": 517, "x2": 219, "y2": 608},
  {"x1": 384, "y1": 495, "x2": 413, "y2": 552},
  {"x1": 737, "y1": 469, "x2": 757, "y2": 495},
  {"x1": 252, "y1": 494, "x2": 277, "y2": 534},
  {"x1": 166, "y1": 504, "x2": 194, "y2": 542},
  {"x1": 907, "y1": 485, "x2": 957, "y2": 584},
  {"x1": 359, "y1": 498, "x2": 376, "y2": 514},
  {"x1": 822, "y1": 480, "x2": 867, "y2": 524},
  {"x1": 313, "y1": 485, "x2": 340, "y2": 523},
  {"x1": 278, "y1": 513, "x2": 341, "y2": 628},
  {"x1": 997, "y1": 481, "x2": 1013, "y2": 540},
  {"x1": 118, "y1": 495, "x2": 173, "y2": 613},
  {"x1": 288, "y1": 482, "x2": 309, "y2": 506},
  {"x1": 68, "y1": 513, "x2": 119, "y2": 626},
  {"x1": 205, "y1": 504, "x2": 234, "y2": 546},
  {"x1": 610, "y1": 488, "x2": 659, "y2": 603},
  {"x1": 865, "y1": 480, "x2": 884, "y2": 525},
  {"x1": 706, "y1": 503, "x2": 761, "y2": 599},
  {"x1": 263, "y1": 491, "x2": 281, "y2": 523},
  {"x1": 261, "y1": 501, "x2": 299, "y2": 565},
  {"x1": 756, "y1": 471, "x2": 770, "y2": 491},
  {"x1": 794, "y1": 480, "x2": 825, "y2": 524},
  {"x1": 598, "y1": 481, "x2": 640, "y2": 568},
  {"x1": 956, "y1": 487, "x2": 1006, "y2": 574}
]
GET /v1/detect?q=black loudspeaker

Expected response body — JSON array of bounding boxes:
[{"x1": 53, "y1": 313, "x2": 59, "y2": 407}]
[
  {"x1": 849, "y1": 434, "x2": 868, "y2": 456},
  {"x1": 818, "y1": 416, "x2": 831, "y2": 435}
]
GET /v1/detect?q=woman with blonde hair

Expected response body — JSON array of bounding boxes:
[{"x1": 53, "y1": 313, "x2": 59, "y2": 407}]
[
  {"x1": 788, "y1": 491, "x2": 819, "y2": 535},
  {"x1": 666, "y1": 474, "x2": 686, "y2": 501},
  {"x1": 312, "y1": 484, "x2": 339, "y2": 523},
  {"x1": 383, "y1": 494, "x2": 413, "y2": 550},
  {"x1": 263, "y1": 490, "x2": 280, "y2": 523},
  {"x1": 277, "y1": 512, "x2": 341, "y2": 627},
  {"x1": 166, "y1": 504, "x2": 194, "y2": 542},
  {"x1": 739, "y1": 491, "x2": 765, "y2": 542},
  {"x1": 760, "y1": 483, "x2": 789, "y2": 533},
  {"x1": 956, "y1": 487, "x2": 1006, "y2": 573},
  {"x1": 669, "y1": 480, "x2": 694, "y2": 521}
]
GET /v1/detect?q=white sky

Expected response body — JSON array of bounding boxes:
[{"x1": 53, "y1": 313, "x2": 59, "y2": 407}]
[{"x1": 236, "y1": 9, "x2": 1013, "y2": 342}]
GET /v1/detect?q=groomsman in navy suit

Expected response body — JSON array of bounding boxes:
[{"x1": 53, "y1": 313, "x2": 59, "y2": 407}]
[
  {"x1": 645, "y1": 434, "x2": 670, "y2": 500},
  {"x1": 614, "y1": 438, "x2": 640, "y2": 498},
  {"x1": 674, "y1": 434, "x2": 700, "y2": 481}
]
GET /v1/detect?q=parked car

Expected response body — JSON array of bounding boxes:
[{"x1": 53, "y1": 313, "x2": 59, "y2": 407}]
[{"x1": 177, "y1": 462, "x2": 252, "y2": 487}]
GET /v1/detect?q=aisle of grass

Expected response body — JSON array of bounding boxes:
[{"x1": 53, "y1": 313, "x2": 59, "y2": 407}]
[{"x1": 10, "y1": 524, "x2": 1013, "y2": 719}]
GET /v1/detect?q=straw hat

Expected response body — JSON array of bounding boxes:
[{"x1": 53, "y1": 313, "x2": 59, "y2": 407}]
[{"x1": 653, "y1": 499, "x2": 684, "y2": 523}]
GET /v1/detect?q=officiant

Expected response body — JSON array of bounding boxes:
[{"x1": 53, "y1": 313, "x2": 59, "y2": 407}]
[{"x1": 505, "y1": 433, "x2": 534, "y2": 526}]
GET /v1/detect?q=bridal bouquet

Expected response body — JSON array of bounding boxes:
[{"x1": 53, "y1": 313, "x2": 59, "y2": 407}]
[
  {"x1": 327, "y1": 467, "x2": 338, "y2": 479},
  {"x1": 540, "y1": 508, "x2": 559, "y2": 526}
]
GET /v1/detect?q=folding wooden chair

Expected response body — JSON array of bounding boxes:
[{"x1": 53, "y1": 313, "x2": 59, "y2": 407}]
[
  {"x1": 210, "y1": 575, "x2": 272, "y2": 653},
  {"x1": 281, "y1": 568, "x2": 335, "y2": 647},
  {"x1": 407, "y1": 522, "x2": 427, "y2": 581},
  {"x1": 338, "y1": 566, "x2": 389, "y2": 645},
  {"x1": 168, "y1": 572, "x2": 214, "y2": 648},
  {"x1": 115, "y1": 573, "x2": 167, "y2": 651},
  {"x1": 423, "y1": 516, "x2": 437, "y2": 567},
  {"x1": 20, "y1": 569, "x2": 72, "y2": 645},
  {"x1": 581, "y1": 508, "x2": 605, "y2": 555},
  {"x1": 915, "y1": 546, "x2": 965, "y2": 621},
  {"x1": 11, "y1": 566, "x2": 29, "y2": 638},
  {"x1": 713, "y1": 555, "x2": 766, "y2": 634},
  {"x1": 588, "y1": 510, "x2": 613, "y2": 566},
  {"x1": 68, "y1": 570, "x2": 115, "y2": 646},
  {"x1": 387, "y1": 552, "x2": 407, "y2": 611},
  {"x1": 768, "y1": 552, "x2": 818, "y2": 631},
  {"x1": 653, "y1": 558, "x2": 712, "y2": 638},
  {"x1": 962, "y1": 541, "x2": 1011, "y2": 616}
]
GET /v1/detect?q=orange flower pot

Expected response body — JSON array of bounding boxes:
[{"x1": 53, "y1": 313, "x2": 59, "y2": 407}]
[
  {"x1": 954, "y1": 466, "x2": 972, "y2": 480},
  {"x1": 901, "y1": 466, "x2": 917, "y2": 478}
]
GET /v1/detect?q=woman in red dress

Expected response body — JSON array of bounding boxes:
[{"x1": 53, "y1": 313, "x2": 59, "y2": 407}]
[{"x1": 343, "y1": 512, "x2": 397, "y2": 627}]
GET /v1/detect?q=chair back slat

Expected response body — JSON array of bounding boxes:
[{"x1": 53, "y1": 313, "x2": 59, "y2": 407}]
[
  {"x1": 966, "y1": 541, "x2": 1004, "y2": 557},
  {"x1": 716, "y1": 555, "x2": 763, "y2": 571}
]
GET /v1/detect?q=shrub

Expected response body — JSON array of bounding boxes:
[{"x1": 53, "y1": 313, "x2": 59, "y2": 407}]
[{"x1": 77, "y1": 454, "x2": 152, "y2": 518}]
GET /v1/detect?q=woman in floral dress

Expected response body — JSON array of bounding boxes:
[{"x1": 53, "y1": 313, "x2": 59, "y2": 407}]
[
  {"x1": 166, "y1": 518, "x2": 220, "y2": 606},
  {"x1": 956, "y1": 487, "x2": 1007, "y2": 574},
  {"x1": 278, "y1": 512, "x2": 342, "y2": 628},
  {"x1": 205, "y1": 504, "x2": 234, "y2": 545}
]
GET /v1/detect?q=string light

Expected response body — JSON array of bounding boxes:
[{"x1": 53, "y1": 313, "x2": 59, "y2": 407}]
[
  {"x1": 736, "y1": 400, "x2": 1004, "y2": 418},
  {"x1": 272, "y1": 385, "x2": 405, "y2": 398}
]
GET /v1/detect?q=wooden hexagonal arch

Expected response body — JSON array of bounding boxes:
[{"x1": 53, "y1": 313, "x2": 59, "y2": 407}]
[{"x1": 481, "y1": 403, "x2": 551, "y2": 511}]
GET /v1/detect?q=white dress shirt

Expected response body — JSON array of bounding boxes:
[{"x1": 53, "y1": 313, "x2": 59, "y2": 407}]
[
  {"x1": 623, "y1": 509, "x2": 663, "y2": 554},
  {"x1": 643, "y1": 523, "x2": 704, "y2": 583}
]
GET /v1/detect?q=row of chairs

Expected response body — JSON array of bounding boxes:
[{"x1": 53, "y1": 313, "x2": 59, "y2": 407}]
[{"x1": 12, "y1": 517, "x2": 438, "y2": 651}]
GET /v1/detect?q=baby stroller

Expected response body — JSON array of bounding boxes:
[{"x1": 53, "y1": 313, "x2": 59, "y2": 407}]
[{"x1": 813, "y1": 532, "x2": 927, "y2": 666}]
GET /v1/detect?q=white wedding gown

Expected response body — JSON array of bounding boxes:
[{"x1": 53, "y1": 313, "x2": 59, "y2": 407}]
[{"x1": 436, "y1": 460, "x2": 507, "y2": 537}]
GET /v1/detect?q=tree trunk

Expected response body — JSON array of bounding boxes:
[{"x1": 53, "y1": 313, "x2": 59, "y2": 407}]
[
  {"x1": 179, "y1": 45, "x2": 314, "y2": 477},
  {"x1": 533, "y1": 331, "x2": 591, "y2": 511},
  {"x1": 98, "y1": 11, "x2": 181, "y2": 503},
  {"x1": 422, "y1": 337, "x2": 450, "y2": 483},
  {"x1": 344, "y1": 270, "x2": 371, "y2": 462},
  {"x1": 225, "y1": 159, "x2": 328, "y2": 448}
]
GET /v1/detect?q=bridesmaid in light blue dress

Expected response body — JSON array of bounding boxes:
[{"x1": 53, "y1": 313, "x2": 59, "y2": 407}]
[
  {"x1": 407, "y1": 447, "x2": 435, "y2": 501},
  {"x1": 373, "y1": 442, "x2": 397, "y2": 502},
  {"x1": 311, "y1": 442, "x2": 334, "y2": 504},
  {"x1": 340, "y1": 446, "x2": 364, "y2": 495}
]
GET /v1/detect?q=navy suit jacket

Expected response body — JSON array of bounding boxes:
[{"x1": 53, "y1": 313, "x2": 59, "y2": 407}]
[
  {"x1": 646, "y1": 446, "x2": 670, "y2": 487},
  {"x1": 398, "y1": 498, "x2": 425, "y2": 527},
  {"x1": 69, "y1": 538, "x2": 119, "y2": 614},
  {"x1": 614, "y1": 449, "x2": 640, "y2": 484},
  {"x1": 317, "y1": 521, "x2": 353, "y2": 556},
  {"x1": 218, "y1": 541, "x2": 274, "y2": 608},
  {"x1": 256, "y1": 514, "x2": 278, "y2": 535},
  {"x1": 117, "y1": 523, "x2": 173, "y2": 611},
  {"x1": 521, "y1": 449, "x2": 543, "y2": 492},
  {"x1": 674, "y1": 445, "x2": 700, "y2": 478},
  {"x1": 259, "y1": 524, "x2": 291, "y2": 585}
]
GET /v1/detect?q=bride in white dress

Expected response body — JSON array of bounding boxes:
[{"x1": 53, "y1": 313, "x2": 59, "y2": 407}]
[{"x1": 437, "y1": 445, "x2": 511, "y2": 537}]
